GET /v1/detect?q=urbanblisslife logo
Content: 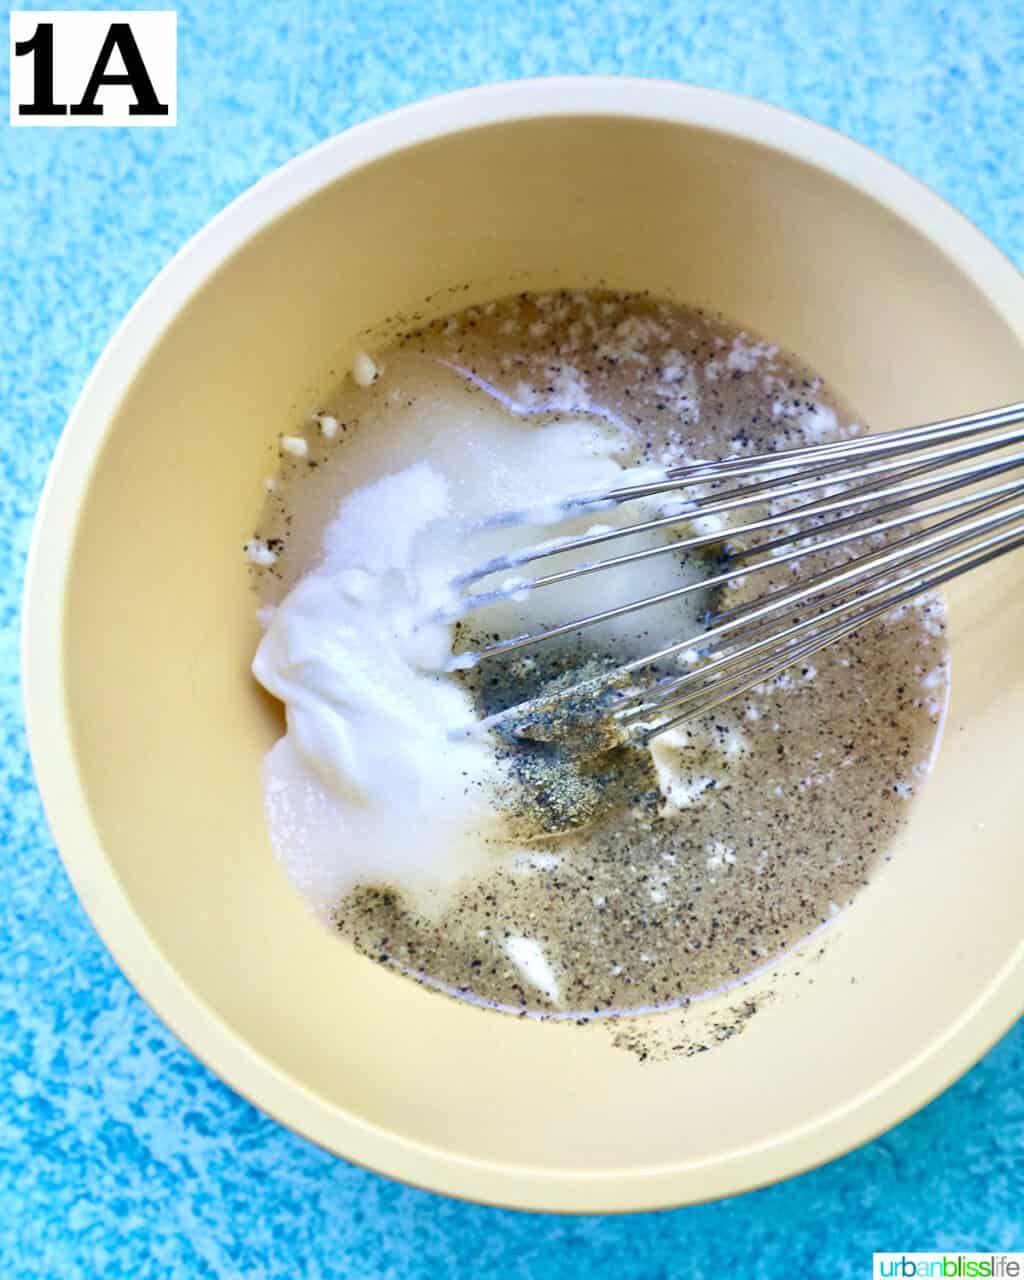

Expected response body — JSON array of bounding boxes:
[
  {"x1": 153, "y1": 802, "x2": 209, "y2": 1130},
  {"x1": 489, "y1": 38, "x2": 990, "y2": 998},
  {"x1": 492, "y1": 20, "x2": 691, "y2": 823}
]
[{"x1": 874, "y1": 1256, "x2": 1024, "y2": 1278}]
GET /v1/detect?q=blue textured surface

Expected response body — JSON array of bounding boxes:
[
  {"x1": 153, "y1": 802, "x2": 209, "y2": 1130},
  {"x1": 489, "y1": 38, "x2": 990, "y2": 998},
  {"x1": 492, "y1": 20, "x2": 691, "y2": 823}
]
[{"x1": 2, "y1": 1, "x2": 1023, "y2": 1274}]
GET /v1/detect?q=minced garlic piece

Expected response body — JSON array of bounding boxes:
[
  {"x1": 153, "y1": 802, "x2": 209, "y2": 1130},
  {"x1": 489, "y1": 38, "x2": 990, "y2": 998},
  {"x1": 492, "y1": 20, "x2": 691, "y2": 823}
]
[
  {"x1": 281, "y1": 435, "x2": 308, "y2": 458},
  {"x1": 245, "y1": 539, "x2": 278, "y2": 566},
  {"x1": 351, "y1": 351, "x2": 378, "y2": 387},
  {"x1": 313, "y1": 412, "x2": 339, "y2": 439}
]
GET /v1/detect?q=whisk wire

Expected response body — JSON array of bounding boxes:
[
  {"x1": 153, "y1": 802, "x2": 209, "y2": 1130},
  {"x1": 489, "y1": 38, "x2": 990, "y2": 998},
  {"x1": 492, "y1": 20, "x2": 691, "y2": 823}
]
[
  {"x1": 634, "y1": 526, "x2": 1024, "y2": 739},
  {"x1": 605, "y1": 500, "x2": 1024, "y2": 726},
  {"x1": 448, "y1": 401, "x2": 1024, "y2": 741}
]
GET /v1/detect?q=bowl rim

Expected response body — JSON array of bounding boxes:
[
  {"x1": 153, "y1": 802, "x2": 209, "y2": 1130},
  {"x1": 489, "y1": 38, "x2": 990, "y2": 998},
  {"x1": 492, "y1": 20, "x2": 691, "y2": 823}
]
[{"x1": 21, "y1": 76, "x2": 1024, "y2": 1213}]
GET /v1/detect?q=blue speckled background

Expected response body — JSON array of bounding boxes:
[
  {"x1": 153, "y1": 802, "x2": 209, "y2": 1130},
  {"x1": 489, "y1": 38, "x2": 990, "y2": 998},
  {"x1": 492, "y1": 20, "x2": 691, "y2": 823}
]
[{"x1": 2, "y1": 1, "x2": 1022, "y2": 1274}]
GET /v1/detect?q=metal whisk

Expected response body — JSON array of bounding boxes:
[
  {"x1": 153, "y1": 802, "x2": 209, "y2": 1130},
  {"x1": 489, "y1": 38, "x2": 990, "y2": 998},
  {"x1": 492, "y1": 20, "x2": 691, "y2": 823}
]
[{"x1": 447, "y1": 402, "x2": 1024, "y2": 743}]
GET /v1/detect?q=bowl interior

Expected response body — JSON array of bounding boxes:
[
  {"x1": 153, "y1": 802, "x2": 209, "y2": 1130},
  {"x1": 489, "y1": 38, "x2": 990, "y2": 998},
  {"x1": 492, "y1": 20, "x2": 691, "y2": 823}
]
[{"x1": 39, "y1": 99, "x2": 1024, "y2": 1210}]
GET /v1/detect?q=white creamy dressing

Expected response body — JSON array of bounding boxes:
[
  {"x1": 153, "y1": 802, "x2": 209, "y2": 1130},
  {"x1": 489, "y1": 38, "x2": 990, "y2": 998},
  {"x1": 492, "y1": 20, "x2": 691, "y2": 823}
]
[{"x1": 253, "y1": 366, "x2": 716, "y2": 998}]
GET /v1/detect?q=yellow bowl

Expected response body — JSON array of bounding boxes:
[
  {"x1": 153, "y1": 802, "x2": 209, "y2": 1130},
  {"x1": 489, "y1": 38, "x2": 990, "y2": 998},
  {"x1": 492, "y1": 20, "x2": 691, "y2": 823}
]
[{"x1": 22, "y1": 78, "x2": 1024, "y2": 1212}]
